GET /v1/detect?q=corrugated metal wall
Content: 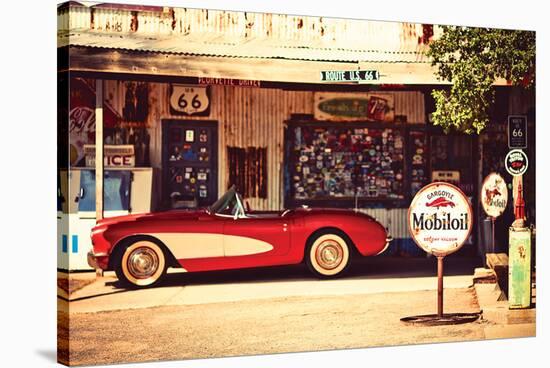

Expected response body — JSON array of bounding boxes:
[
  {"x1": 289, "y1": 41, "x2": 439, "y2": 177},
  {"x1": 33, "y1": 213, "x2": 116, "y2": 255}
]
[
  {"x1": 104, "y1": 81, "x2": 424, "y2": 212},
  {"x1": 357, "y1": 208, "x2": 409, "y2": 239}
]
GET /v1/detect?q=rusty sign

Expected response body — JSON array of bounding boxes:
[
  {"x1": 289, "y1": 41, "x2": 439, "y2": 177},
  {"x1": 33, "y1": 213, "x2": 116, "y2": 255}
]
[
  {"x1": 408, "y1": 182, "x2": 473, "y2": 257},
  {"x1": 314, "y1": 92, "x2": 395, "y2": 122},
  {"x1": 481, "y1": 173, "x2": 508, "y2": 218},
  {"x1": 169, "y1": 84, "x2": 210, "y2": 116}
]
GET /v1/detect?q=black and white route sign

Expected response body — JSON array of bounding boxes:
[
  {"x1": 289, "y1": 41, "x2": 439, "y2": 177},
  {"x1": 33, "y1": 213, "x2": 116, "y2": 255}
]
[{"x1": 508, "y1": 115, "x2": 527, "y2": 149}]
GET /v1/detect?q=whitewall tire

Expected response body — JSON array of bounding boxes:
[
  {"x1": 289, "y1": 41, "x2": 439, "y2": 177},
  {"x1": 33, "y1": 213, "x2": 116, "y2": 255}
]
[
  {"x1": 117, "y1": 240, "x2": 167, "y2": 287},
  {"x1": 306, "y1": 233, "x2": 351, "y2": 278}
]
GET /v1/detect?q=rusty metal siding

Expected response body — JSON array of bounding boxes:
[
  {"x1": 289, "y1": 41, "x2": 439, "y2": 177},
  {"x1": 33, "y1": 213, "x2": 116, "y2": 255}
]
[
  {"x1": 110, "y1": 83, "x2": 311, "y2": 211},
  {"x1": 59, "y1": 4, "x2": 434, "y2": 63},
  {"x1": 103, "y1": 81, "x2": 424, "y2": 211},
  {"x1": 358, "y1": 208, "x2": 409, "y2": 239},
  {"x1": 394, "y1": 91, "x2": 426, "y2": 123}
]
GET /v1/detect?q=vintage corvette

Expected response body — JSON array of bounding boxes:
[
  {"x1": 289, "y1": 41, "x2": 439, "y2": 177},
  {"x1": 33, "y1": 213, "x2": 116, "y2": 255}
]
[{"x1": 88, "y1": 186, "x2": 392, "y2": 287}]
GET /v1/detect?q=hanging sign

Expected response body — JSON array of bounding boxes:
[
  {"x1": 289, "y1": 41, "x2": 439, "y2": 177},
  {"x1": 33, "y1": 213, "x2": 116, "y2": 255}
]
[
  {"x1": 84, "y1": 145, "x2": 135, "y2": 168},
  {"x1": 508, "y1": 115, "x2": 527, "y2": 149},
  {"x1": 481, "y1": 173, "x2": 508, "y2": 218},
  {"x1": 169, "y1": 84, "x2": 210, "y2": 116},
  {"x1": 408, "y1": 182, "x2": 473, "y2": 256},
  {"x1": 320, "y1": 70, "x2": 380, "y2": 83},
  {"x1": 505, "y1": 149, "x2": 528, "y2": 176},
  {"x1": 314, "y1": 92, "x2": 395, "y2": 122}
]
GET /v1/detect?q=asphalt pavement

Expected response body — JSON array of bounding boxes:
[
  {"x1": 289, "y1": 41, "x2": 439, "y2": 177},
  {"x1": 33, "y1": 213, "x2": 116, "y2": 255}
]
[{"x1": 57, "y1": 256, "x2": 536, "y2": 366}]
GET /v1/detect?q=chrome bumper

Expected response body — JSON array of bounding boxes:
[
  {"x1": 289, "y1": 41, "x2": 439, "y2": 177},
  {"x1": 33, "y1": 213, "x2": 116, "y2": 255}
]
[
  {"x1": 87, "y1": 251, "x2": 99, "y2": 269},
  {"x1": 376, "y1": 236, "x2": 393, "y2": 255}
]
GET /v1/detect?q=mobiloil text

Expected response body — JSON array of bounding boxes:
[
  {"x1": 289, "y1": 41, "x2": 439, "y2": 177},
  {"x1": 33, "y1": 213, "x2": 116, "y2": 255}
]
[{"x1": 412, "y1": 212, "x2": 469, "y2": 231}]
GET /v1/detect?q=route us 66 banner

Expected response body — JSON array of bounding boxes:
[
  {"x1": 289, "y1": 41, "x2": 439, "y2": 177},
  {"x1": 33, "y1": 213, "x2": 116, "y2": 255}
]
[{"x1": 169, "y1": 84, "x2": 211, "y2": 116}]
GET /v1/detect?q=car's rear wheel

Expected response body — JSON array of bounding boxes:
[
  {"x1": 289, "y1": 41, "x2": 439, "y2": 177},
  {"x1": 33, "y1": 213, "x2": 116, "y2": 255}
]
[
  {"x1": 306, "y1": 232, "x2": 351, "y2": 278},
  {"x1": 116, "y1": 240, "x2": 167, "y2": 288}
]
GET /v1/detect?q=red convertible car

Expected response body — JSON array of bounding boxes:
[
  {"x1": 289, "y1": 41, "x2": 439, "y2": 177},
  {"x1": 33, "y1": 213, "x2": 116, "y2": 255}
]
[{"x1": 88, "y1": 186, "x2": 391, "y2": 287}]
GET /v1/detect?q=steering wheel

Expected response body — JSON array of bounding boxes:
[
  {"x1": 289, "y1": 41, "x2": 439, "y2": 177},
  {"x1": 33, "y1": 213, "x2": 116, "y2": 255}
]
[{"x1": 281, "y1": 209, "x2": 292, "y2": 217}]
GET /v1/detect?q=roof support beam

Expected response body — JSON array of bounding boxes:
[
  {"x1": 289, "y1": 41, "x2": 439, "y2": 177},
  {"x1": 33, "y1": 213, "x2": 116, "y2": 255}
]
[
  {"x1": 66, "y1": 46, "x2": 454, "y2": 85},
  {"x1": 95, "y1": 79, "x2": 104, "y2": 222}
]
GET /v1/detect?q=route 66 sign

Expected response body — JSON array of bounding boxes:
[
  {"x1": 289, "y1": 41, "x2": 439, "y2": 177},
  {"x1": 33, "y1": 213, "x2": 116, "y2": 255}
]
[{"x1": 169, "y1": 84, "x2": 210, "y2": 116}]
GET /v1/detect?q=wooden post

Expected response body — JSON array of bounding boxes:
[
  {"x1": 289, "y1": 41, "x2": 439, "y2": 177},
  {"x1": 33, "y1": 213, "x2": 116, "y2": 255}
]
[
  {"x1": 95, "y1": 79, "x2": 104, "y2": 221},
  {"x1": 437, "y1": 256, "x2": 444, "y2": 317}
]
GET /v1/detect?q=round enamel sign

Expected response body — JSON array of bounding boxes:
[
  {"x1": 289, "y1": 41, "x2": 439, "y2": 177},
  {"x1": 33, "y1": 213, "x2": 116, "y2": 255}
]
[
  {"x1": 480, "y1": 173, "x2": 508, "y2": 218},
  {"x1": 505, "y1": 149, "x2": 528, "y2": 176},
  {"x1": 408, "y1": 182, "x2": 473, "y2": 256}
]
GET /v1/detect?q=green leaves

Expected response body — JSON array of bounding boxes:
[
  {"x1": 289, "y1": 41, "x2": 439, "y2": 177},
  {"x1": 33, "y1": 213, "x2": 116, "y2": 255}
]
[{"x1": 427, "y1": 26, "x2": 535, "y2": 134}]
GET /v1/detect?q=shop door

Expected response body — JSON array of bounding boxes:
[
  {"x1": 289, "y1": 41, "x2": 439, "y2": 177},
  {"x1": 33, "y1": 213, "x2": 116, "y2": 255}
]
[{"x1": 162, "y1": 120, "x2": 218, "y2": 209}]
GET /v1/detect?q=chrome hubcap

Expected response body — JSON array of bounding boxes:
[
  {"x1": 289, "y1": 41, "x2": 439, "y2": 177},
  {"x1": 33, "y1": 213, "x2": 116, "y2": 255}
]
[
  {"x1": 315, "y1": 240, "x2": 344, "y2": 270},
  {"x1": 127, "y1": 247, "x2": 159, "y2": 279}
]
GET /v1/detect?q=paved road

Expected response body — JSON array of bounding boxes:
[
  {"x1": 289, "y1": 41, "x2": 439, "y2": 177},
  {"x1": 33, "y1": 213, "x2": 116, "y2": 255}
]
[
  {"x1": 58, "y1": 257, "x2": 536, "y2": 366},
  {"x1": 59, "y1": 287, "x2": 484, "y2": 366},
  {"x1": 61, "y1": 257, "x2": 481, "y2": 313}
]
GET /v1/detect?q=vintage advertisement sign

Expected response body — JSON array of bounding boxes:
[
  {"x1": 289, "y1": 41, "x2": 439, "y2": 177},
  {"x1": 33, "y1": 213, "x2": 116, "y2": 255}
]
[
  {"x1": 508, "y1": 115, "x2": 527, "y2": 149},
  {"x1": 481, "y1": 173, "x2": 508, "y2": 218},
  {"x1": 84, "y1": 145, "x2": 135, "y2": 167},
  {"x1": 314, "y1": 92, "x2": 395, "y2": 122},
  {"x1": 408, "y1": 182, "x2": 473, "y2": 256},
  {"x1": 505, "y1": 149, "x2": 529, "y2": 176},
  {"x1": 169, "y1": 84, "x2": 210, "y2": 116},
  {"x1": 320, "y1": 70, "x2": 380, "y2": 83}
]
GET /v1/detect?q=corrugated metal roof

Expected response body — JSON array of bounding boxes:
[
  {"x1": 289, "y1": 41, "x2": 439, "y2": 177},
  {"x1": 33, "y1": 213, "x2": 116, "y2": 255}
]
[
  {"x1": 59, "y1": 29, "x2": 431, "y2": 63},
  {"x1": 58, "y1": 3, "x2": 435, "y2": 63}
]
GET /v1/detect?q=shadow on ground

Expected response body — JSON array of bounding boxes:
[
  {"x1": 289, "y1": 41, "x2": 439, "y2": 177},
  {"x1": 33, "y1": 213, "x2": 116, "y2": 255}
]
[{"x1": 104, "y1": 255, "x2": 483, "y2": 290}]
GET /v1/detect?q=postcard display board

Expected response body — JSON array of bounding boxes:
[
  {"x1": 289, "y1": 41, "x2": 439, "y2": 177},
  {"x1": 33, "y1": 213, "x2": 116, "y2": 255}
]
[{"x1": 288, "y1": 124, "x2": 429, "y2": 205}]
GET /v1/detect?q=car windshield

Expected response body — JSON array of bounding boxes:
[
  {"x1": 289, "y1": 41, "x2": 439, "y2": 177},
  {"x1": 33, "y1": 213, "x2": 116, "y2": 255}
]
[{"x1": 208, "y1": 186, "x2": 245, "y2": 216}]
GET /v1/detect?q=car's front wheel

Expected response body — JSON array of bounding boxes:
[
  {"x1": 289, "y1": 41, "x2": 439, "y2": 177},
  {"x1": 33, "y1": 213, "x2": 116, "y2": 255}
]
[
  {"x1": 116, "y1": 240, "x2": 167, "y2": 288},
  {"x1": 306, "y1": 232, "x2": 351, "y2": 278}
]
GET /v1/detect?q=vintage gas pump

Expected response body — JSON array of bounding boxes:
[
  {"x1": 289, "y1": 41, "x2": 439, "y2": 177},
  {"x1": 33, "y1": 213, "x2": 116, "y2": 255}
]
[{"x1": 506, "y1": 150, "x2": 532, "y2": 309}]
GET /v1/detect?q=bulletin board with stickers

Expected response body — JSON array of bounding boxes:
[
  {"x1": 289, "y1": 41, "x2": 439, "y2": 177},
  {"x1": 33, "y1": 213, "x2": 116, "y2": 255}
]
[
  {"x1": 409, "y1": 130, "x2": 429, "y2": 197},
  {"x1": 286, "y1": 123, "x2": 409, "y2": 205},
  {"x1": 162, "y1": 120, "x2": 218, "y2": 209}
]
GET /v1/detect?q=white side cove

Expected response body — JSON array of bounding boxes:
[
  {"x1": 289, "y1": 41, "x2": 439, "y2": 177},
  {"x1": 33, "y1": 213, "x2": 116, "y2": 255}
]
[{"x1": 149, "y1": 233, "x2": 274, "y2": 259}]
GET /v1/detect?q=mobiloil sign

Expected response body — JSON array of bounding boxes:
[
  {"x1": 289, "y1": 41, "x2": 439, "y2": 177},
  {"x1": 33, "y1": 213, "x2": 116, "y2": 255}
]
[
  {"x1": 403, "y1": 182, "x2": 477, "y2": 324},
  {"x1": 409, "y1": 183, "x2": 473, "y2": 256}
]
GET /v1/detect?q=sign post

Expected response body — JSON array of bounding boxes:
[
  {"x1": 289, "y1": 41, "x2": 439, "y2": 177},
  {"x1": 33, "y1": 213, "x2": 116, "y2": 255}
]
[{"x1": 401, "y1": 182, "x2": 480, "y2": 325}]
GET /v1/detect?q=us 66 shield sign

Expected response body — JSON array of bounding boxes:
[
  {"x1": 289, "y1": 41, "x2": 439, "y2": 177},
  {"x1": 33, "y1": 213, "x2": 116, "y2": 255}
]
[
  {"x1": 169, "y1": 84, "x2": 210, "y2": 116},
  {"x1": 508, "y1": 115, "x2": 527, "y2": 149}
]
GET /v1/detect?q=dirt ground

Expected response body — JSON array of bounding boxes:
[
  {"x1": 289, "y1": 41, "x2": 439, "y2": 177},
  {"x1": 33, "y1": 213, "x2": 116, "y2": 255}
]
[{"x1": 59, "y1": 287, "x2": 485, "y2": 366}]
